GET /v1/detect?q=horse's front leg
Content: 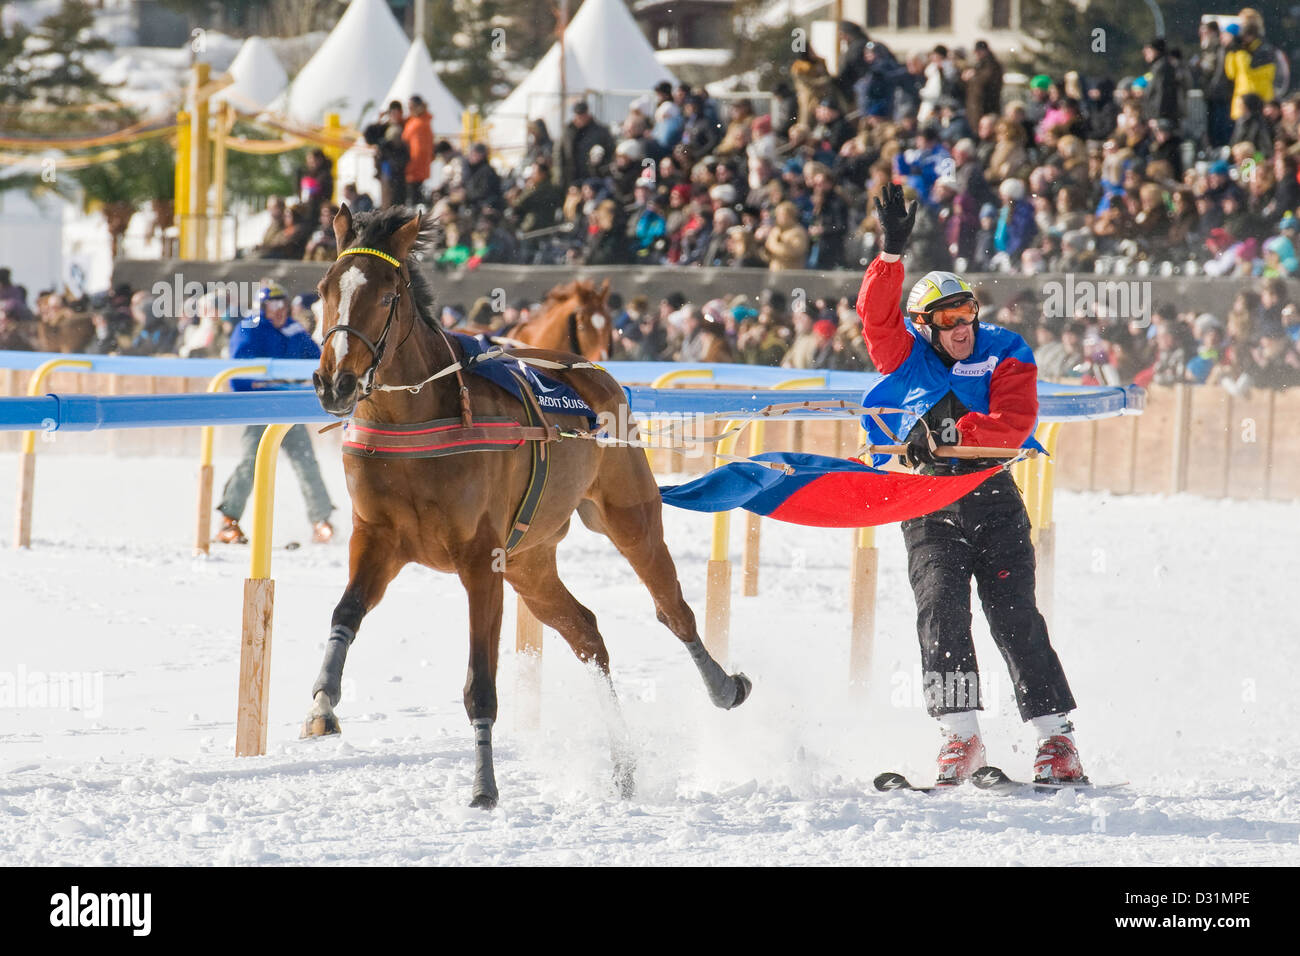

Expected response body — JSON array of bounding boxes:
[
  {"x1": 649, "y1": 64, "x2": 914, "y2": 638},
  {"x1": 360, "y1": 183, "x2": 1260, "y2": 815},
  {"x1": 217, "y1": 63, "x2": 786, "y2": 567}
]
[
  {"x1": 303, "y1": 521, "x2": 401, "y2": 737},
  {"x1": 460, "y1": 545, "x2": 505, "y2": 808}
]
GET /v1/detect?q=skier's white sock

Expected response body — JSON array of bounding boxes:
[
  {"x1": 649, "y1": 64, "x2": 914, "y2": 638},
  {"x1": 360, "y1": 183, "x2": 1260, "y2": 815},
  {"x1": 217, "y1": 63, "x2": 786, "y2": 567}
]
[
  {"x1": 1030, "y1": 712, "x2": 1075, "y2": 743},
  {"x1": 937, "y1": 710, "x2": 980, "y2": 739}
]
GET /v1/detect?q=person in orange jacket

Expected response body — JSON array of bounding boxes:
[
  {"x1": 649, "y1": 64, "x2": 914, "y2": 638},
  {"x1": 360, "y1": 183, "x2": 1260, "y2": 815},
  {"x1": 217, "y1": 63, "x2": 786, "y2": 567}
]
[{"x1": 402, "y1": 94, "x2": 435, "y2": 205}]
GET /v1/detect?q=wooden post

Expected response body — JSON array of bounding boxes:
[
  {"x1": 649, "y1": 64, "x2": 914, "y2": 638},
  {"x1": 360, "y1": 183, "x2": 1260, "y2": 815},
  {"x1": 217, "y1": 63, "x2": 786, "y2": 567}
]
[
  {"x1": 235, "y1": 423, "x2": 292, "y2": 757},
  {"x1": 738, "y1": 376, "x2": 822, "y2": 597},
  {"x1": 514, "y1": 595, "x2": 543, "y2": 730},
  {"x1": 848, "y1": 526, "x2": 877, "y2": 692},
  {"x1": 1168, "y1": 383, "x2": 1191, "y2": 494},
  {"x1": 236, "y1": 577, "x2": 275, "y2": 757},
  {"x1": 1036, "y1": 524, "x2": 1056, "y2": 626},
  {"x1": 195, "y1": 463, "x2": 214, "y2": 554},
  {"x1": 12, "y1": 358, "x2": 91, "y2": 548},
  {"x1": 13, "y1": 452, "x2": 35, "y2": 549},
  {"x1": 189, "y1": 63, "x2": 211, "y2": 261},
  {"x1": 704, "y1": 554, "x2": 731, "y2": 664},
  {"x1": 741, "y1": 513, "x2": 762, "y2": 597}
]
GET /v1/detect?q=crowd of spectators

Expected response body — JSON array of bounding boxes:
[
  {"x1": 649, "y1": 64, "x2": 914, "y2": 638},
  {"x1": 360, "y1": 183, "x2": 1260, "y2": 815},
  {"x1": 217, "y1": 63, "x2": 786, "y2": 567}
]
[
  {"x1": 3, "y1": 262, "x2": 1298, "y2": 393},
  {"x1": 286, "y1": 6, "x2": 1300, "y2": 286},
  {"x1": 3, "y1": 7, "x2": 1300, "y2": 394}
]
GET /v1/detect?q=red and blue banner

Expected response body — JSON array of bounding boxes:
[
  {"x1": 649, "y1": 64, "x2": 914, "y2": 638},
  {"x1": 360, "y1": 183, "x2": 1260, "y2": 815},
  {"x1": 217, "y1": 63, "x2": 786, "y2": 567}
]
[{"x1": 659, "y1": 452, "x2": 1001, "y2": 528}]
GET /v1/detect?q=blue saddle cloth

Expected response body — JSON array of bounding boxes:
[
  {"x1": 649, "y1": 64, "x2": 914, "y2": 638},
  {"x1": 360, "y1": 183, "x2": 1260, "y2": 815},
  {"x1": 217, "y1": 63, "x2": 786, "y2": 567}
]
[{"x1": 454, "y1": 333, "x2": 598, "y2": 425}]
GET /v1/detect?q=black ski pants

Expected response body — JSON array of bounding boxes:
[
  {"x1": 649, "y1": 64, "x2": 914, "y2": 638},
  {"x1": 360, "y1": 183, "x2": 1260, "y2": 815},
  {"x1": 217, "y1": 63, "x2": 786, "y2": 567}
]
[{"x1": 900, "y1": 469, "x2": 1076, "y2": 721}]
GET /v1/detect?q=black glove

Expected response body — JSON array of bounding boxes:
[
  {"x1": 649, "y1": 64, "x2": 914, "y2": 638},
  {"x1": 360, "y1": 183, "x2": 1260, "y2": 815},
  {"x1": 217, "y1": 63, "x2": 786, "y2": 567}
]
[
  {"x1": 873, "y1": 183, "x2": 918, "y2": 256},
  {"x1": 904, "y1": 427, "x2": 939, "y2": 469}
]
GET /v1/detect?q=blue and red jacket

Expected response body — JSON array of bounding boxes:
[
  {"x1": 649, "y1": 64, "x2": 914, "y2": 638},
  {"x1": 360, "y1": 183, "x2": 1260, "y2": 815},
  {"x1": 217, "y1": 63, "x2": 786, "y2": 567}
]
[{"x1": 856, "y1": 256, "x2": 1042, "y2": 466}]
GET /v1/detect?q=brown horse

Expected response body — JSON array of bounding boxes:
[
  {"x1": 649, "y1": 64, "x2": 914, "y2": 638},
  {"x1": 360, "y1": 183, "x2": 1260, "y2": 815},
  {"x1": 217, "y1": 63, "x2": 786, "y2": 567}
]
[
  {"x1": 500, "y1": 279, "x2": 613, "y2": 361},
  {"x1": 306, "y1": 206, "x2": 751, "y2": 807}
]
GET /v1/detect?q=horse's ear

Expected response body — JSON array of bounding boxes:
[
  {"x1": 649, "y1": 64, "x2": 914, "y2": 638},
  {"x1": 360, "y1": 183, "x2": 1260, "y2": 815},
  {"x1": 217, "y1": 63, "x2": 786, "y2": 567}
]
[
  {"x1": 599, "y1": 278, "x2": 611, "y2": 299},
  {"x1": 391, "y1": 212, "x2": 424, "y2": 261},
  {"x1": 333, "y1": 203, "x2": 355, "y2": 252}
]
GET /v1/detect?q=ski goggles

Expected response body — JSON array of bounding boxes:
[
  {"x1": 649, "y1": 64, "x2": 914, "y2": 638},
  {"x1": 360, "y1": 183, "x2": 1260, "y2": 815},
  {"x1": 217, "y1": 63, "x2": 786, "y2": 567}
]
[{"x1": 925, "y1": 300, "x2": 979, "y2": 329}]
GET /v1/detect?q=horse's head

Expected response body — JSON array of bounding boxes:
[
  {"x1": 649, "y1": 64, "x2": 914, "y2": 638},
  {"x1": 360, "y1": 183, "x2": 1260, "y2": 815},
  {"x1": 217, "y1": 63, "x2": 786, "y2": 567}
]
[
  {"x1": 313, "y1": 204, "x2": 425, "y2": 417},
  {"x1": 560, "y1": 278, "x2": 613, "y2": 361}
]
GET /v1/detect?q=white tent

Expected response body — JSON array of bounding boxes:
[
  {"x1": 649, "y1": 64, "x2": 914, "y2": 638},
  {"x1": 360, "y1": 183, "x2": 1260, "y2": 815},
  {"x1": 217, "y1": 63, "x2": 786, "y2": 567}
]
[
  {"x1": 381, "y1": 39, "x2": 465, "y2": 140},
  {"x1": 274, "y1": 0, "x2": 409, "y2": 127},
  {"x1": 213, "y1": 36, "x2": 288, "y2": 112},
  {"x1": 488, "y1": 0, "x2": 676, "y2": 156}
]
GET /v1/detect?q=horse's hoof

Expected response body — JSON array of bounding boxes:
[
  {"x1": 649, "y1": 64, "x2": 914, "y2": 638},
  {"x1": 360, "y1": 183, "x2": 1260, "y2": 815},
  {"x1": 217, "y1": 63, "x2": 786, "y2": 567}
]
[
  {"x1": 729, "y1": 672, "x2": 752, "y2": 709},
  {"x1": 300, "y1": 713, "x2": 342, "y2": 738},
  {"x1": 469, "y1": 791, "x2": 499, "y2": 810}
]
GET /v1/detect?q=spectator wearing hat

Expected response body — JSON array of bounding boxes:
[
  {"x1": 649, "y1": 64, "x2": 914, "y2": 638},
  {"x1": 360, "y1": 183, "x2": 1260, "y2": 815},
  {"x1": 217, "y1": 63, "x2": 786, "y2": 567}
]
[
  {"x1": 1141, "y1": 38, "x2": 1183, "y2": 124},
  {"x1": 1195, "y1": 21, "x2": 1234, "y2": 147},
  {"x1": 402, "y1": 95, "x2": 435, "y2": 205},
  {"x1": 811, "y1": 96, "x2": 852, "y2": 160},
  {"x1": 894, "y1": 127, "x2": 951, "y2": 208},
  {"x1": 762, "y1": 201, "x2": 809, "y2": 270},
  {"x1": 1224, "y1": 8, "x2": 1280, "y2": 121},
  {"x1": 1025, "y1": 74, "x2": 1053, "y2": 127},
  {"x1": 462, "y1": 143, "x2": 503, "y2": 213},
  {"x1": 363, "y1": 101, "x2": 409, "y2": 208},
  {"x1": 836, "y1": 22, "x2": 870, "y2": 102},
  {"x1": 555, "y1": 101, "x2": 615, "y2": 190},
  {"x1": 509, "y1": 161, "x2": 563, "y2": 263},
  {"x1": 215, "y1": 283, "x2": 334, "y2": 546},
  {"x1": 994, "y1": 178, "x2": 1037, "y2": 264},
  {"x1": 717, "y1": 100, "x2": 755, "y2": 156},
  {"x1": 963, "y1": 41, "x2": 1003, "y2": 127},
  {"x1": 791, "y1": 47, "x2": 837, "y2": 130},
  {"x1": 679, "y1": 95, "x2": 721, "y2": 161},
  {"x1": 854, "y1": 40, "x2": 904, "y2": 120}
]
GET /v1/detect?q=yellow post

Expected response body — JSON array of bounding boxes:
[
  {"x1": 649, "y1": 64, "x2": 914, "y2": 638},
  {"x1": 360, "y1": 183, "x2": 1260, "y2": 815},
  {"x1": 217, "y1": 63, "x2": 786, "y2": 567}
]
[
  {"x1": 175, "y1": 110, "x2": 191, "y2": 260},
  {"x1": 741, "y1": 376, "x2": 824, "y2": 597},
  {"x1": 321, "y1": 112, "x2": 345, "y2": 203},
  {"x1": 189, "y1": 63, "x2": 211, "y2": 261},
  {"x1": 211, "y1": 100, "x2": 230, "y2": 258},
  {"x1": 236, "y1": 422, "x2": 292, "y2": 757},
  {"x1": 848, "y1": 425, "x2": 878, "y2": 691},
  {"x1": 13, "y1": 359, "x2": 92, "y2": 549},
  {"x1": 514, "y1": 598, "x2": 543, "y2": 731},
  {"x1": 704, "y1": 420, "x2": 742, "y2": 664},
  {"x1": 645, "y1": 368, "x2": 712, "y2": 474},
  {"x1": 194, "y1": 365, "x2": 266, "y2": 555},
  {"x1": 1023, "y1": 435, "x2": 1041, "y2": 545},
  {"x1": 1035, "y1": 422, "x2": 1063, "y2": 628}
]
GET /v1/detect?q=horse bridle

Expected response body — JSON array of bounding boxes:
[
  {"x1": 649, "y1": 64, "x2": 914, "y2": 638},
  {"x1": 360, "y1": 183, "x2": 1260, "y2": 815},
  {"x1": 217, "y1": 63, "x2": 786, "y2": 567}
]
[{"x1": 321, "y1": 246, "x2": 411, "y2": 398}]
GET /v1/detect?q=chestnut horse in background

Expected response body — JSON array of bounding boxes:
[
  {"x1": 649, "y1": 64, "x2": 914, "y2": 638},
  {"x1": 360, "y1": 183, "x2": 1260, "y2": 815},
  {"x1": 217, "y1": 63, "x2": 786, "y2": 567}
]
[
  {"x1": 306, "y1": 206, "x2": 750, "y2": 808},
  {"x1": 499, "y1": 278, "x2": 613, "y2": 361}
]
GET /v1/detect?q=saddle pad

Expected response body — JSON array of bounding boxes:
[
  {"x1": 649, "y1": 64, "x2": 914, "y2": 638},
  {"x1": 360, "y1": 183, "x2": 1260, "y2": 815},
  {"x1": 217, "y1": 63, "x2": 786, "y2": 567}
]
[{"x1": 454, "y1": 333, "x2": 598, "y2": 425}]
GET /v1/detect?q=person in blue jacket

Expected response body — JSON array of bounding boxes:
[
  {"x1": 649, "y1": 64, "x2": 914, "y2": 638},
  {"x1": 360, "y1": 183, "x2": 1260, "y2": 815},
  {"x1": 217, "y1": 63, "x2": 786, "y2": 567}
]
[{"x1": 215, "y1": 283, "x2": 335, "y2": 544}]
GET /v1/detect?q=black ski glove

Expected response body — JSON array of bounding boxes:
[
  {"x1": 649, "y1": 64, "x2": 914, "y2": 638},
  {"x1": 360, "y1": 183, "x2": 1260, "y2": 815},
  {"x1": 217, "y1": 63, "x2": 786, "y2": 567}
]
[
  {"x1": 904, "y1": 427, "x2": 939, "y2": 469},
  {"x1": 873, "y1": 182, "x2": 918, "y2": 256}
]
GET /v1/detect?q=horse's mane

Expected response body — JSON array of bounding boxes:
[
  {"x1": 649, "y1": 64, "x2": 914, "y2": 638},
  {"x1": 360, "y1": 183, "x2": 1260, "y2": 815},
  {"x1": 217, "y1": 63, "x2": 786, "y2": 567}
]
[{"x1": 349, "y1": 206, "x2": 443, "y2": 330}]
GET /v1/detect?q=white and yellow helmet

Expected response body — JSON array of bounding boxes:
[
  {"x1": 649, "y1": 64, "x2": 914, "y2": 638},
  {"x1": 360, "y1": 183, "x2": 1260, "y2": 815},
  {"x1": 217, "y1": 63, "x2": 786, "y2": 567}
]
[{"x1": 906, "y1": 271, "x2": 977, "y2": 324}]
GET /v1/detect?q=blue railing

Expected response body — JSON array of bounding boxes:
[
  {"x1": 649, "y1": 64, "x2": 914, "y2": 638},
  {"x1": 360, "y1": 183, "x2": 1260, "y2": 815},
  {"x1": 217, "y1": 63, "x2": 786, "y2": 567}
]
[{"x1": 0, "y1": 383, "x2": 1143, "y2": 433}]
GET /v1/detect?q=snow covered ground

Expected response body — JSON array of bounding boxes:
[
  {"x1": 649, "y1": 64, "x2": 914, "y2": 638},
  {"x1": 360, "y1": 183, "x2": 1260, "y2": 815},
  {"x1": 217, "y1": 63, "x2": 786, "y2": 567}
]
[{"x1": 0, "y1": 449, "x2": 1296, "y2": 866}]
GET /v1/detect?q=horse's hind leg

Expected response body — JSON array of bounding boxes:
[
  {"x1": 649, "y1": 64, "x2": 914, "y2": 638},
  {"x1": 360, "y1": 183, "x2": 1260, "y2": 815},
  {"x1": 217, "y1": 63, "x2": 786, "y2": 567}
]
[
  {"x1": 302, "y1": 522, "x2": 402, "y2": 738},
  {"x1": 505, "y1": 544, "x2": 636, "y2": 798},
  {"x1": 585, "y1": 451, "x2": 751, "y2": 710}
]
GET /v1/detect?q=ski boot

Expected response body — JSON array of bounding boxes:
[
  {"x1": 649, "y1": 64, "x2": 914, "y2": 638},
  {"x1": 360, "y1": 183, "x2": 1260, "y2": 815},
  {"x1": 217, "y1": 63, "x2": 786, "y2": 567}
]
[
  {"x1": 936, "y1": 733, "x2": 986, "y2": 786},
  {"x1": 1033, "y1": 735, "x2": 1087, "y2": 784}
]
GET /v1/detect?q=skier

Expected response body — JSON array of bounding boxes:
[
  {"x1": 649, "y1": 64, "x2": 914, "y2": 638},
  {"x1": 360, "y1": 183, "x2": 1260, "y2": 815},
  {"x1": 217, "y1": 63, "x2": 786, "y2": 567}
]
[
  {"x1": 858, "y1": 183, "x2": 1083, "y2": 785},
  {"x1": 215, "y1": 283, "x2": 335, "y2": 546}
]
